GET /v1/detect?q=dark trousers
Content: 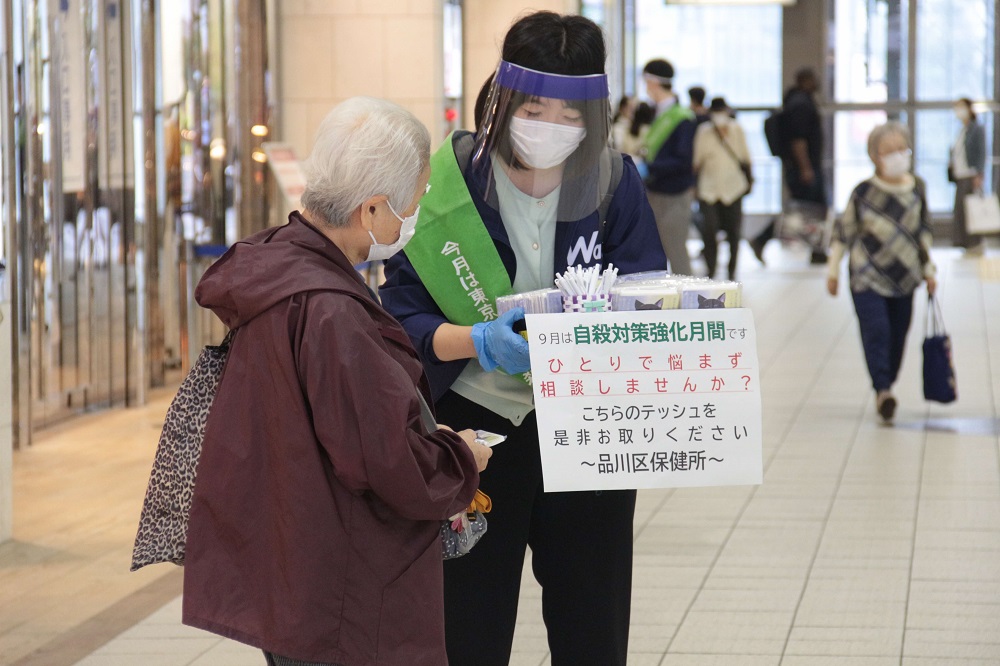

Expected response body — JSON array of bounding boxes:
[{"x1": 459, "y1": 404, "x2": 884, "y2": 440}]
[
  {"x1": 700, "y1": 199, "x2": 743, "y2": 280},
  {"x1": 851, "y1": 290, "x2": 914, "y2": 391},
  {"x1": 436, "y1": 391, "x2": 635, "y2": 666}
]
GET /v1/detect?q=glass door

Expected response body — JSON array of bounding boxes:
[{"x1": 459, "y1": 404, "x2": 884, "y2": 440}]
[
  {"x1": 633, "y1": 0, "x2": 784, "y2": 215},
  {"x1": 827, "y1": 0, "x2": 997, "y2": 213}
]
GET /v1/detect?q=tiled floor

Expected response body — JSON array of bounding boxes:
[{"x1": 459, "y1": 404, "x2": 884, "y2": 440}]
[{"x1": 3, "y1": 240, "x2": 999, "y2": 666}]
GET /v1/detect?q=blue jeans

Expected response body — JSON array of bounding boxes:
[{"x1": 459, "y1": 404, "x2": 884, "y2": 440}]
[{"x1": 851, "y1": 290, "x2": 914, "y2": 391}]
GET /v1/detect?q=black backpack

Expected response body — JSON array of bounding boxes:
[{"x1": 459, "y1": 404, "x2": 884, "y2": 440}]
[{"x1": 763, "y1": 108, "x2": 785, "y2": 157}]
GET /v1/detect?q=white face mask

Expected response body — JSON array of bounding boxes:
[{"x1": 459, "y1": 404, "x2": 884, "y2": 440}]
[
  {"x1": 509, "y1": 116, "x2": 587, "y2": 170},
  {"x1": 879, "y1": 150, "x2": 911, "y2": 179},
  {"x1": 710, "y1": 113, "x2": 730, "y2": 126},
  {"x1": 366, "y1": 200, "x2": 419, "y2": 262}
]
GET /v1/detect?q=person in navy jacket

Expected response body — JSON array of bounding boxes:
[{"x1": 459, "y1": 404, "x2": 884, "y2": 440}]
[
  {"x1": 381, "y1": 12, "x2": 666, "y2": 666},
  {"x1": 641, "y1": 58, "x2": 697, "y2": 275}
]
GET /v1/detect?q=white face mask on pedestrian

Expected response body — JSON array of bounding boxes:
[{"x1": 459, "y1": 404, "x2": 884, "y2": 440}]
[
  {"x1": 365, "y1": 200, "x2": 419, "y2": 263},
  {"x1": 879, "y1": 150, "x2": 911, "y2": 179},
  {"x1": 711, "y1": 113, "x2": 730, "y2": 126},
  {"x1": 509, "y1": 116, "x2": 587, "y2": 170}
]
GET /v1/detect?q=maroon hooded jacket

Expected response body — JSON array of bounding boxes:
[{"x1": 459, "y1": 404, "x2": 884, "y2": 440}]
[{"x1": 182, "y1": 213, "x2": 479, "y2": 665}]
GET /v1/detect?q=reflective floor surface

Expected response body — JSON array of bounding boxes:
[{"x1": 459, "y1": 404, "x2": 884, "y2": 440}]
[{"x1": 3, "y1": 239, "x2": 999, "y2": 666}]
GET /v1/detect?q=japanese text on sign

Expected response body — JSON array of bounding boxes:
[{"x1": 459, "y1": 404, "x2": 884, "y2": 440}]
[{"x1": 526, "y1": 309, "x2": 762, "y2": 492}]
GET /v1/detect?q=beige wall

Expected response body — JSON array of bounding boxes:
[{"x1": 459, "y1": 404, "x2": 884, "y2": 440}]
[
  {"x1": 276, "y1": 0, "x2": 581, "y2": 164},
  {"x1": 462, "y1": 0, "x2": 579, "y2": 129},
  {"x1": 278, "y1": 0, "x2": 445, "y2": 160}
]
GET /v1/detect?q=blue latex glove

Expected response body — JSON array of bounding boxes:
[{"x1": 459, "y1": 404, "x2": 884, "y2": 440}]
[
  {"x1": 470, "y1": 307, "x2": 531, "y2": 374},
  {"x1": 635, "y1": 159, "x2": 650, "y2": 180}
]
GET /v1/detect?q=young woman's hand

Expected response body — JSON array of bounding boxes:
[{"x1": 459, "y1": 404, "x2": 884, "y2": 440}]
[
  {"x1": 826, "y1": 277, "x2": 838, "y2": 296},
  {"x1": 470, "y1": 307, "x2": 530, "y2": 374}
]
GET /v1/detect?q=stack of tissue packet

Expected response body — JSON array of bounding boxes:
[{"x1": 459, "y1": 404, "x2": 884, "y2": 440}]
[
  {"x1": 494, "y1": 272, "x2": 743, "y2": 316},
  {"x1": 495, "y1": 288, "x2": 564, "y2": 316},
  {"x1": 610, "y1": 274, "x2": 742, "y2": 311}
]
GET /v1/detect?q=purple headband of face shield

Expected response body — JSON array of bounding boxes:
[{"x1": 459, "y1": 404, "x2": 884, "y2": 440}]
[{"x1": 495, "y1": 61, "x2": 610, "y2": 101}]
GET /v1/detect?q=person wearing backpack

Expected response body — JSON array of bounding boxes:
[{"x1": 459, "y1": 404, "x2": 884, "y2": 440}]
[
  {"x1": 641, "y1": 58, "x2": 697, "y2": 275},
  {"x1": 380, "y1": 12, "x2": 666, "y2": 666},
  {"x1": 750, "y1": 68, "x2": 829, "y2": 265}
]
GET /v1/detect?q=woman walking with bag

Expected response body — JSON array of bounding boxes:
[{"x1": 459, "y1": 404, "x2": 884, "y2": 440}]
[
  {"x1": 948, "y1": 97, "x2": 987, "y2": 255},
  {"x1": 827, "y1": 121, "x2": 936, "y2": 424},
  {"x1": 693, "y1": 97, "x2": 752, "y2": 280}
]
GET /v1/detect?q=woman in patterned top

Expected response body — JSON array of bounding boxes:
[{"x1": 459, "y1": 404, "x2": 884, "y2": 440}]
[{"x1": 826, "y1": 121, "x2": 937, "y2": 423}]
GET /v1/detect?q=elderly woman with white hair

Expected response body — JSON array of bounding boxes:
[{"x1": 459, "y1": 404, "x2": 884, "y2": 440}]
[
  {"x1": 826, "y1": 121, "x2": 936, "y2": 424},
  {"x1": 181, "y1": 97, "x2": 490, "y2": 666}
]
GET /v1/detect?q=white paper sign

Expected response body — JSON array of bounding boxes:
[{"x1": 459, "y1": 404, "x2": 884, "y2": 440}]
[
  {"x1": 59, "y1": 0, "x2": 87, "y2": 192},
  {"x1": 526, "y1": 309, "x2": 763, "y2": 492},
  {"x1": 105, "y1": 0, "x2": 124, "y2": 187}
]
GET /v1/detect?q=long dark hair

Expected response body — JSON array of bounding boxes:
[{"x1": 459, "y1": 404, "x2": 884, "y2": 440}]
[
  {"x1": 958, "y1": 97, "x2": 977, "y2": 121},
  {"x1": 629, "y1": 102, "x2": 655, "y2": 138},
  {"x1": 476, "y1": 12, "x2": 610, "y2": 174}
]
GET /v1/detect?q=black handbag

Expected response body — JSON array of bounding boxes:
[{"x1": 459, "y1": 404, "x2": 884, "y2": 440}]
[
  {"x1": 130, "y1": 330, "x2": 234, "y2": 571},
  {"x1": 922, "y1": 295, "x2": 957, "y2": 404}
]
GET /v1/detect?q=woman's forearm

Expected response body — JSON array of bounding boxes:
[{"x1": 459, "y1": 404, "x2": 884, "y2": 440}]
[{"x1": 432, "y1": 323, "x2": 477, "y2": 362}]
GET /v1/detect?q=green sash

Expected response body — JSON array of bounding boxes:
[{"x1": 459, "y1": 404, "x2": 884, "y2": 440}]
[
  {"x1": 643, "y1": 104, "x2": 695, "y2": 159},
  {"x1": 403, "y1": 132, "x2": 513, "y2": 326}
]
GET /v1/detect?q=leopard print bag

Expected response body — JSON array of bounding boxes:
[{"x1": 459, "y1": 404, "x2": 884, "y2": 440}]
[{"x1": 130, "y1": 331, "x2": 234, "y2": 571}]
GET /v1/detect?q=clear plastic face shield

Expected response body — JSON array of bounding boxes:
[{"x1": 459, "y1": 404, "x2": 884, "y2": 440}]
[{"x1": 471, "y1": 61, "x2": 613, "y2": 221}]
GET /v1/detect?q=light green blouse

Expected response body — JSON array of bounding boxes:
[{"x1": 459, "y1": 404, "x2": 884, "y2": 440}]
[{"x1": 451, "y1": 159, "x2": 560, "y2": 425}]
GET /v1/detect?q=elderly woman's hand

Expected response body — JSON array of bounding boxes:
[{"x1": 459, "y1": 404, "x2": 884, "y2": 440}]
[{"x1": 456, "y1": 428, "x2": 492, "y2": 472}]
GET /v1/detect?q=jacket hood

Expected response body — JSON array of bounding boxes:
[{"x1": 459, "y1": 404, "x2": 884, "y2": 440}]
[{"x1": 196, "y1": 212, "x2": 369, "y2": 329}]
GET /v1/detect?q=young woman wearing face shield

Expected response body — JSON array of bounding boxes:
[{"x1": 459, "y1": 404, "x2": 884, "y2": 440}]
[{"x1": 380, "y1": 11, "x2": 667, "y2": 666}]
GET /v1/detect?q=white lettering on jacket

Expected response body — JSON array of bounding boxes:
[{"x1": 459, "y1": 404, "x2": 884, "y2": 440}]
[{"x1": 566, "y1": 231, "x2": 603, "y2": 266}]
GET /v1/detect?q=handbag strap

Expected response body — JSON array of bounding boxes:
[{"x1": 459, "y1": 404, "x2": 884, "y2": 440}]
[
  {"x1": 925, "y1": 294, "x2": 947, "y2": 338},
  {"x1": 713, "y1": 124, "x2": 746, "y2": 170},
  {"x1": 415, "y1": 390, "x2": 438, "y2": 433},
  {"x1": 220, "y1": 328, "x2": 236, "y2": 349}
]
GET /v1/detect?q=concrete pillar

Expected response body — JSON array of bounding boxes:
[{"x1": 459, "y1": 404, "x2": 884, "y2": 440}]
[
  {"x1": 0, "y1": 300, "x2": 11, "y2": 543},
  {"x1": 0, "y1": 0, "x2": 13, "y2": 545},
  {"x1": 278, "y1": 0, "x2": 445, "y2": 158},
  {"x1": 462, "y1": 0, "x2": 578, "y2": 129},
  {"x1": 782, "y1": 3, "x2": 825, "y2": 91},
  {"x1": 276, "y1": 0, "x2": 579, "y2": 156}
]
